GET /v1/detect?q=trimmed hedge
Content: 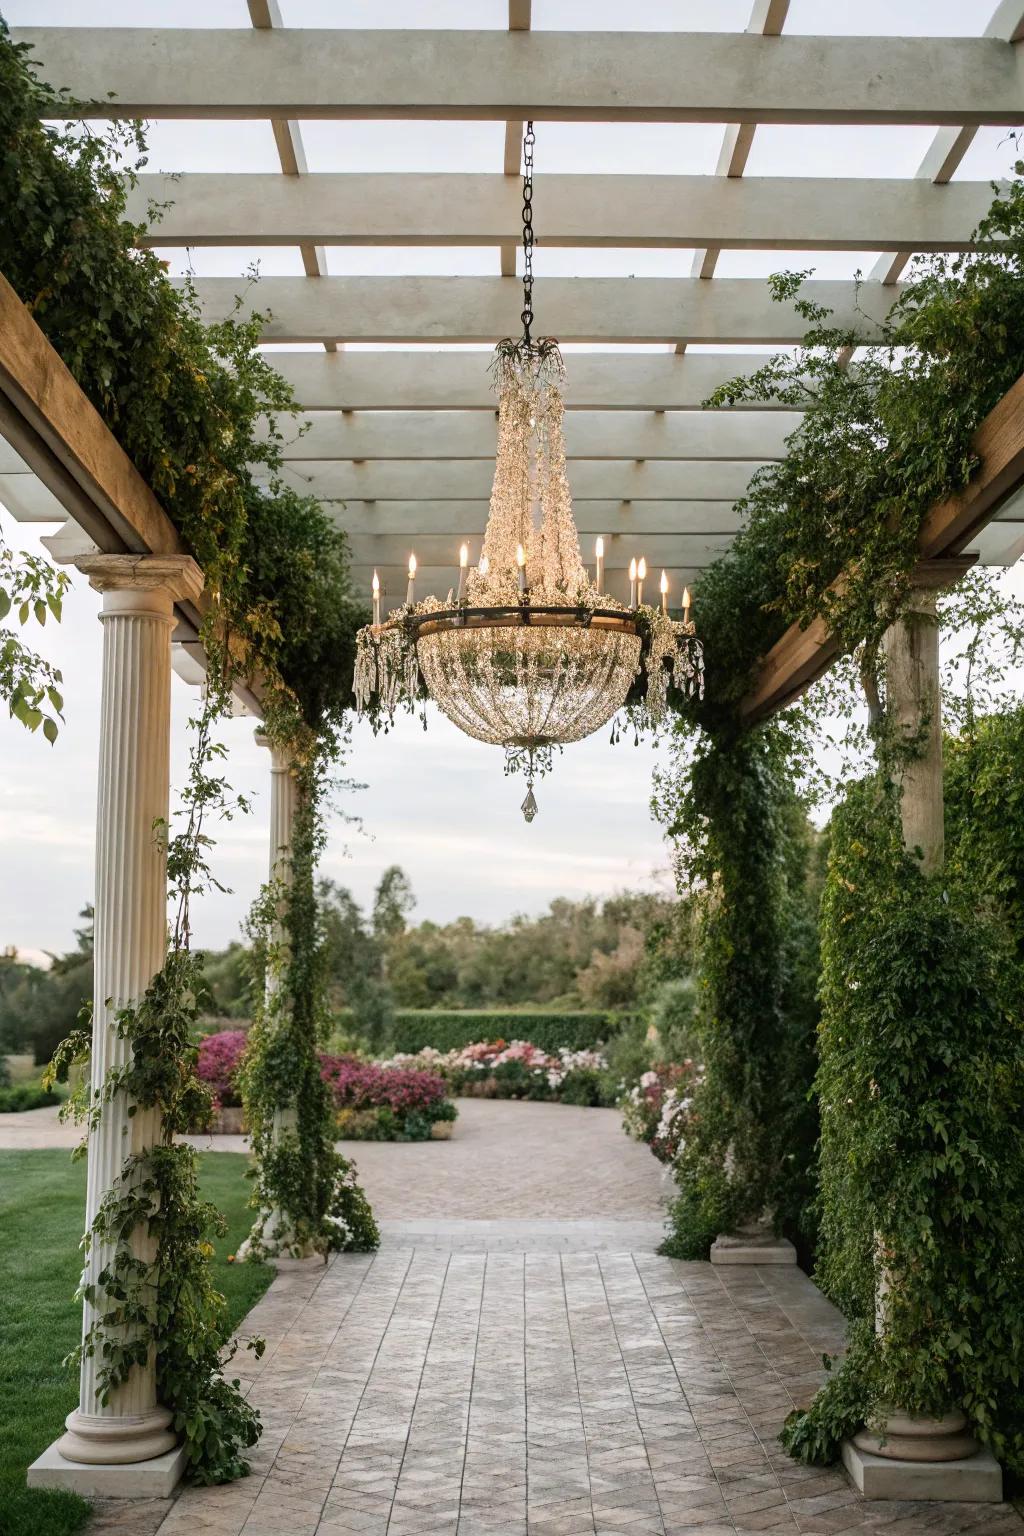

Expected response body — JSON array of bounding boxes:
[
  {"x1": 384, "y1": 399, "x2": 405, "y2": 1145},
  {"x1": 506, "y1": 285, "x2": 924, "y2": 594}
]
[
  {"x1": 386, "y1": 1010, "x2": 627, "y2": 1055},
  {"x1": 0, "y1": 1085, "x2": 61, "y2": 1113}
]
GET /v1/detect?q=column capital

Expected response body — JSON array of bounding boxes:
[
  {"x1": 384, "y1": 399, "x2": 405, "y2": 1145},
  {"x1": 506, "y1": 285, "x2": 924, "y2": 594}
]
[
  {"x1": 72, "y1": 554, "x2": 204, "y2": 605},
  {"x1": 255, "y1": 729, "x2": 294, "y2": 774}
]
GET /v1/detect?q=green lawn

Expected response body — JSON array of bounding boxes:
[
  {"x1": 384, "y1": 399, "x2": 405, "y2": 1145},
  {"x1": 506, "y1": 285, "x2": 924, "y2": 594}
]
[{"x1": 0, "y1": 1150, "x2": 272, "y2": 1536}]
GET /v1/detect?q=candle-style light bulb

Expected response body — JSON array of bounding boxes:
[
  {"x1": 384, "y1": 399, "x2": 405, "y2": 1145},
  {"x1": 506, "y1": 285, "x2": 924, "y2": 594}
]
[
  {"x1": 595, "y1": 536, "x2": 605, "y2": 593},
  {"x1": 406, "y1": 552, "x2": 417, "y2": 606},
  {"x1": 458, "y1": 542, "x2": 469, "y2": 603},
  {"x1": 629, "y1": 556, "x2": 638, "y2": 609},
  {"x1": 637, "y1": 556, "x2": 647, "y2": 606},
  {"x1": 683, "y1": 584, "x2": 692, "y2": 627},
  {"x1": 516, "y1": 543, "x2": 527, "y2": 596},
  {"x1": 372, "y1": 569, "x2": 381, "y2": 626},
  {"x1": 660, "y1": 569, "x2": 668, "y2": 614}
]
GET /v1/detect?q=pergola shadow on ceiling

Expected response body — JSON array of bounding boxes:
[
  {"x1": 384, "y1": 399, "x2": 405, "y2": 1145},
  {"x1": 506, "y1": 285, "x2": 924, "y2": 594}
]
[{"x1": 3, "y1": 0, "x2": 1024, "y2": 696}]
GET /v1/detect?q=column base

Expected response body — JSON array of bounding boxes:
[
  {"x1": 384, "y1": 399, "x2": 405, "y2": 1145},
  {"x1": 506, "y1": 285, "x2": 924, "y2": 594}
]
[
  {"x1": 710, "y1": 1230, "x2": 797, "y2": 1265},
  {"x1": 56, "y1": 1405, "x2": 178, "y2": 1465},
  {"x1": 841, "y1": 1438, "x2": 1002, "y2": 1503},
  {"x1": 28, "y1": 1439, "x2": 186, "y2": 1498}
]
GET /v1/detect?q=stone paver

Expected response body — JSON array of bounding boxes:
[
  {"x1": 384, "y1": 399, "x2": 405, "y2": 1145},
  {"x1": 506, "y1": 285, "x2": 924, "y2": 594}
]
[
  {"x1": 85, "y1": 1251, "x2": 1022, "y2": 1536},
  {"x1": 0, "y1": 1098, "x2": 671, "y2": 1218}
]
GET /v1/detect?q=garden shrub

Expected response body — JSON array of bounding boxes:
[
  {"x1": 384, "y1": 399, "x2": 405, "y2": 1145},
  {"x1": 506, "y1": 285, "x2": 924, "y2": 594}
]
[
  {"x1": 318, "y1": 1055, "x2": 455, "y2": 1140},
  {"x1": 783, "y1": 779, "x2": 1024, "y2": 1473},
  {"x1": 388, "y1": 1009, "x2": 625, "y2": 1055},
  {"x1": 384, "y1": 1040, "x2": 617, "y2": 1106},
  {"x1": 0, "y1": 1083, "x2": 61, "y2": 1112},
  {"x1": 196, "y1": 1029, "x2": 248, "y2": 1110}
]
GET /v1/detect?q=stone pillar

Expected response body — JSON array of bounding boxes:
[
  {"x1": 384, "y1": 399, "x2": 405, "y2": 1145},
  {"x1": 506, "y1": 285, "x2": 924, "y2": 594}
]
[
  {"x1": 881, "y1": 586, "x2": 944, "y2": 873},
  {"x1": 34, "y1": 556, "x2": 203, "y2": 1491},
  {"x1": 842, "y1": 564, "x2": 1002, "y2": 1502},
  {"x1": 236, "y1": 733, "x2": 314, "y2": 1261}
]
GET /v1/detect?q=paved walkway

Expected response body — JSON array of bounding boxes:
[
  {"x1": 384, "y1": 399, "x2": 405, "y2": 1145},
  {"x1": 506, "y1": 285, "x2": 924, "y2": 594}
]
[
  {"x1": 0, "y1": 1098, "x2": 671, "y2": 1220},
  {"x1": 7, "y1": 1100, "x2": 1020, "y2": 1534},
  {"x1": 87, "y1": 1249, "x2": 1020, "y2": 1536}
]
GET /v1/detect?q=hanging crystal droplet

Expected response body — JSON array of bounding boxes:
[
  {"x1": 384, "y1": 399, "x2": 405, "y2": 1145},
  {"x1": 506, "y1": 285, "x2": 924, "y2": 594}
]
[{"x1": 521, "y1": 783, "x2": 539, "y2": 823}]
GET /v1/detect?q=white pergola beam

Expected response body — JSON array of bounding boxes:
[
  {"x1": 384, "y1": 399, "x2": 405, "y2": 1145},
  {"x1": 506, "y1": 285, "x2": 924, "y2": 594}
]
[
  {"x1": 275, "y1": 457, "x2": 763, "y2": 501},
  {"x1": 189, "y1": 275, "x2": 897, "y2": 343},
  {"x1": 327, "y1": 499, "x2": 744, "y2": 535},
  {"x1": 131, "y1": 172, "x2": 997, "y2": 252},
  {"x1": 14, "y1": 29, "x2": 1024, "y2": 125},
  {"x1": 346, "y1": 532, "x2": 735, "y2": 568},
  {"x1": 274, "y1": 409, "x2": 798, "y2": 461},
  {"x1": 267, "y1": 351, "x2": 804, "y2": 411}
]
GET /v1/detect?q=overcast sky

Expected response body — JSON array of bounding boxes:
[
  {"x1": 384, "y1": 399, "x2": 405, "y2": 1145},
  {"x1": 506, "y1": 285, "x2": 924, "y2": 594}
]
[{"x1": 2, "y1": 0, "x2": 1021, "y2": 960}]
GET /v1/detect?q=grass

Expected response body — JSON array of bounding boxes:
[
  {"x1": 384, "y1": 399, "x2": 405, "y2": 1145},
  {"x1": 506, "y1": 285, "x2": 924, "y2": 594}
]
[{"x1": 0, "y1": 1150, "x2": 272, "y2": 1536}]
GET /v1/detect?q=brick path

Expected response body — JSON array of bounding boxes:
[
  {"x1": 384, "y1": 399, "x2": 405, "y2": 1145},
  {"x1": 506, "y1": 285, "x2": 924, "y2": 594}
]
[{"x1": 87, "y1": 1250, "x2": 1022, "y2": 1536}]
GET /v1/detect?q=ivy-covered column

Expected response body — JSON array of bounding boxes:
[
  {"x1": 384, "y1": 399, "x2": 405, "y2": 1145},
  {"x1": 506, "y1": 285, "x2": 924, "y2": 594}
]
[
  {"x1": 58, "y1": 554, "x2": 203, "y2": 1473},
  {"x1": 880, "y1": 582, "x2": 945, "y2": 873},
  {"x1": 839, "y1": 564, "x2": 1001, "y2": 1497},
  {"x1": 239, "y1": 731, "x2": 308, "y2": 1258}
]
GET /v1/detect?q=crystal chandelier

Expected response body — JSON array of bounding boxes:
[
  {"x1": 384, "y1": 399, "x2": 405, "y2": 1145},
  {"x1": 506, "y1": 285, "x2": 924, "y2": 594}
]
[{"x1": 354, "y1": 123, "x2": 703, "y2": 820}]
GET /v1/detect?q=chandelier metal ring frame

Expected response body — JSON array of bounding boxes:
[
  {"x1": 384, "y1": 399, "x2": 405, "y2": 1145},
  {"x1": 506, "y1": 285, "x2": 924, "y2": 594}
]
[{"x1": 353, "y1": 122, "x2": 705, "y2": 822}]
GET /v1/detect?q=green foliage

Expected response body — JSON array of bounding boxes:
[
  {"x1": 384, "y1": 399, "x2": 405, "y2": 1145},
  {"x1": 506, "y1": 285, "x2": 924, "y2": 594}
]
[
  {"x1": 0, "y1": 1150, "x2": 272, "y2": 1536},
  {"x1": 239, "y1": 761, "x2": 380, "y2": 1260},
  {"x1": 685, "y1": 181, "x2": 1024, "y2": 726},
  {"x1": 0, "y1": 540, "x2": 67, "y2": 744},
  {"x1": 783, "y1": 779, "x2": 1024, "y2": 1472},
  {"x1": 388, "y1": 1009, "x2": 626, "y2": 1056},
  {"x1": 0, "y1": 1084, "x2": 60, "y2": 1112},
  {"x1": 945, "y1": 705, "x2": 1024, "y2": 958},
  {"x1": 0, "y1": 25, "x2": 362, "y2": 745},
  {"x1": 654, "y1": 723, "x2": 821, "y2": 1259},
  {"x1": 0, "y1": 911, "x2": 92, "y2": 1065}
]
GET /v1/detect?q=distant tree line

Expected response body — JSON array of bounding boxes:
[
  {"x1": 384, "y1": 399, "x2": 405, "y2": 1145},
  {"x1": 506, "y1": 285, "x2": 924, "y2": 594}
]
[{"x1": 1, "y1": 873, "x2": 695, "y2": 1063}]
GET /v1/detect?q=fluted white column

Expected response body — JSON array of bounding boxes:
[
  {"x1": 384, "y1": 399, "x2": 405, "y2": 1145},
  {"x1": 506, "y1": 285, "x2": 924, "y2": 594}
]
[
  {"x1": 59, "y1": 554, "x2": 203, "y2": 1467},
  {"x1": 237, "y1": 732, "x2": 312, "y2": 1258}
]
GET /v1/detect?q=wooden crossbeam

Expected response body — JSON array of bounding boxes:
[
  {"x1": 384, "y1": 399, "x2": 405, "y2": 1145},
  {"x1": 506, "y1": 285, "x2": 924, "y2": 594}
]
[
  {"x1": 272, "y1": 409, "x2": 799, "y2": 462},
  {"x1": 740, "y1": 372, "x2": 1024, "y2": 721},
  {"x1": 13, "y1": 29, "x2": 1024, "y2": 125},
  {"x1": 129, "y1": 172, "x2": 998, "y2": 253},
  {"x1": 266, "y1": 352, "x2": 806, "y2": 412},
  {"x1": 184, "y1": 275, "x2": 899, "y2": 344}
]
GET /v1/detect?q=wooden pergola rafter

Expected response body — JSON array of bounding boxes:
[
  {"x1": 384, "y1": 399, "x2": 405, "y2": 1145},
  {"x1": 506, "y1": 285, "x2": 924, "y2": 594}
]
[{"x1": 4, "y1": 1, "x2": 1024, "y2": 667}]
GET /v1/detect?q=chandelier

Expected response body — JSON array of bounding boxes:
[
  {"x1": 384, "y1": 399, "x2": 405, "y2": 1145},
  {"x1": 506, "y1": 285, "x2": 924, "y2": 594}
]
[{"x1": 353, "y1": 124, "x2": 703, "y2": 820}]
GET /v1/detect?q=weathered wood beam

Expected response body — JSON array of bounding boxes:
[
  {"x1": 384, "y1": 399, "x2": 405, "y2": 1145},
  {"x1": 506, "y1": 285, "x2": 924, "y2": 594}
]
[
  {"x1": 267, "y1": 351, "x2": 805, "y2": 411},
  {"x1": 131, "y1": 172, "x2": 998, "y2": 252},
  {"x1": 740, "y1": 373, "x2": 1024, "y2": 721},
  {"x1": 14, "y1": 28, "x2": 1024, "y2": 125},
  {"x1": 185, "y1": 275, "x2": 898, "y2": 344}
]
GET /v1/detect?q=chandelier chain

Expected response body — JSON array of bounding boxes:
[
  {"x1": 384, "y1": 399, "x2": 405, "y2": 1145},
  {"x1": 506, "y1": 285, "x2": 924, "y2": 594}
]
[{"x1": 521, "y1": 120, "x2": 536, "y2": 345}]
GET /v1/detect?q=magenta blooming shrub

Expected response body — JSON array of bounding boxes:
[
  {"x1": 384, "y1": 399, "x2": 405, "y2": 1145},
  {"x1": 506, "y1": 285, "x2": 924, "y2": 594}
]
[
  {"x1": 196, "y1": 1029, "x2": 249, "y2": 1109},
  {"x1": 318, "y1": 1054, "x2": 449, "y2": 1115}
]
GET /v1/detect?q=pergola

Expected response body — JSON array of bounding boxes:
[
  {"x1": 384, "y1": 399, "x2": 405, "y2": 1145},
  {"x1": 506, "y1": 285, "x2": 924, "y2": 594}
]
[{"x1": 3, "y1": 0, "x2": 1024, "y2": 1503}]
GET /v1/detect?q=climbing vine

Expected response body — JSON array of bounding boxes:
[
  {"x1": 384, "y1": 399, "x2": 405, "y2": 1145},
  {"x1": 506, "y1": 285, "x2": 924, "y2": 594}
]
[
  {"x1": 652, "y1": 162, "x2": 1024, "y2": 1471},
  {"x1": 239, "y1": 752, "x2": 380, "y2": 1259},
  {"x1": 2, "y1": 24, "x2": 377, "y2": 1484},
  {"x1": 653, "y1": 718, "x2": 821, "y2": 1260},
  {"x1": 780, "y1": 776, "x2": 1024, "y2": 1474}
]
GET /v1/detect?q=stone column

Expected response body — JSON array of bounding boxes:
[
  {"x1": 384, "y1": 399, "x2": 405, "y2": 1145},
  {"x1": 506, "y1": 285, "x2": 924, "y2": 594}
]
[
  {"x1": 58, "y1": 555, "x2": 203, "y2": 1473},
  {"x1": 236, "y1": 733, "x2": 314, "y2": 1260},
  {"x1": 881, "y1": 585, "x2": 944, "y2": 873},
  {"x1": 843, "y1": 564, "x2": 1002, "y2": 1501}
]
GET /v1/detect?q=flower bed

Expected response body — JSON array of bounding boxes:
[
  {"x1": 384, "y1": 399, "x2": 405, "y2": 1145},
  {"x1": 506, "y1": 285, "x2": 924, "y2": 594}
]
[
  {"x1": 196, "y1": 1029, "x2": 249, "y2": 1128},
  {"x1": 621, "y1": 1060, "x2": 701, "y2": 1163},
  {"x1": 319, "y1": 1055, "x2": 457, "y2": 1141},
  {"x1": 379, "y1": 1039, "x2": 616, "y2": 1108}
]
